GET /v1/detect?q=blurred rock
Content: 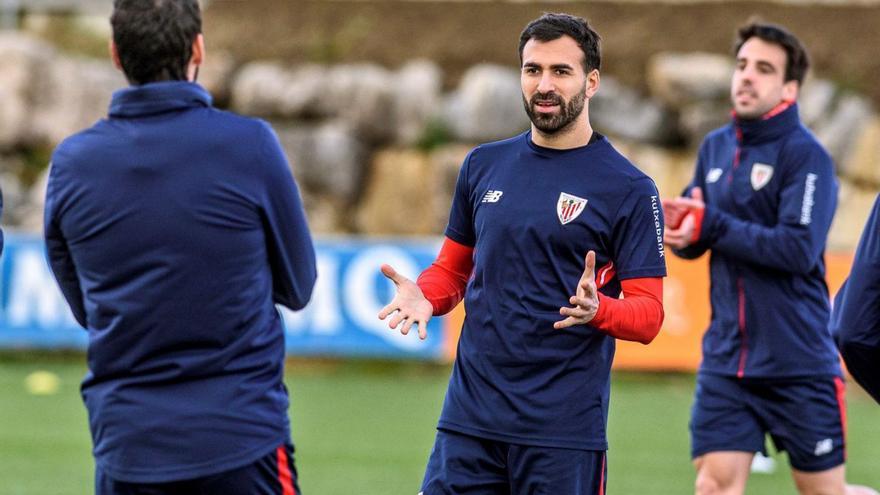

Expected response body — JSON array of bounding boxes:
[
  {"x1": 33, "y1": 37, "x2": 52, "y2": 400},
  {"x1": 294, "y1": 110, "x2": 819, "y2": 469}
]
[
  {"x1": 18, "y1": 167, "x2": 49, "y2": 232},
  {"x1": 229, "y1": 62, "x2": 293, "y2": 117},
  {"x1": 198, "y1": 50, "x2": 237, "y2": 105},
  {"x1": 829, "y1": 180, "x2": 877, "y2": 251},
  {"x1": 613, "y1": 140, "x2": 696, "y2": 198},
  {"x1": 355, "y1": 148, "x2": 436, "y2": 235},
  {"x1": 232, "y1": 62, "x2": 400, "y2": 142},
  {"x1": 841, "y1": 115, "x2": 880, "y2": 187},
  {"x1": 299, "y1": 191, "x2": 349, "y2": 234},
  {"x1": 0, "y1": 156, "x2": 28, "y2": 225},
  {"x1": 280, "y1": 65, "x2": 328, "y2": 118},
  {"x1": 230, "y1": 61, "x2": 328, "y2": 118},
  {"x1": 393, "y1": 60, "x2": 443, "y2": 145},
  {"x1": 0, "y1": 32, "x2": 122, "y2": 148},
  {"x1": 0, "y1": 33, "x2": 55, "y2": 149},
  {"x1": 31, "y1": 56, "x2": 123, "y2": 146},
  {"x1": 647, "y1": 52, "x2": 732, "y2": 108},
  {"x1": 678, "y1": 100, "x2": 731, "y2": 146},
  {"x1": 444, "y1": 64, "x2": 529, "y2": 142},
  {"x1": 815, "y1": 94, "x2": 873, "y2": 166},
  {"x1": 592, "y1": 76, "x2": 678, "y2": 145},
  {"x1": 275, "y1": 121, "x2": 367, "y2": 202},
  {"x1": 323, "y1": 64, "x2": 395, "y2": 142},
  {"x1": 428, "y1": 143, "x2": 472, "y2": 230},
  {"x1": 799, "y1": 78, "x2": 836, "y2": 128}
]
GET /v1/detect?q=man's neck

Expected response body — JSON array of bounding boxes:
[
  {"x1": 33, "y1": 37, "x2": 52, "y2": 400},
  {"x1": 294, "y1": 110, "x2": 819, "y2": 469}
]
[{"x1": 531, "y1": 118, "x2": 593, "y2": 150}]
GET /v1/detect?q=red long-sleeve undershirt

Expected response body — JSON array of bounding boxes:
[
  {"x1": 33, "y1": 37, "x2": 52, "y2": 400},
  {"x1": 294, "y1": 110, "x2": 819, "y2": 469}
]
[{"x1": 416, "y1": 237, "x2": 664, "y2": 344}]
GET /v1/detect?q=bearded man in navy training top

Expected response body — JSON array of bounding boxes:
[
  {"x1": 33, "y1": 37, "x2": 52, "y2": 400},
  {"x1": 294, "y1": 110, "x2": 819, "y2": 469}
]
[
  {"x1": 379, "y1": 13, "x2": 667, "y2": 494},
  {"x1": 663, "y1": 22, "x2": 877, "y2": 495},
  {"x1": 44, "y1": 1, "x2": 316, "y2": 493}
]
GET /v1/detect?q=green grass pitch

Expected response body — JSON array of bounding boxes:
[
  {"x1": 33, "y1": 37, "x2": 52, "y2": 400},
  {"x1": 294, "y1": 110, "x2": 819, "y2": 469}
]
[{"x1": 1, "y1": 357, "x2": 878, "y2": 494}]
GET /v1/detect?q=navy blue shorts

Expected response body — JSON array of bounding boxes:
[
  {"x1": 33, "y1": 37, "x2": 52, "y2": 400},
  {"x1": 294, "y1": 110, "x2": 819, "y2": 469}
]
[
  {"x1": 690, "y1": 373, "x2": 847, "y2": 472},
  {"x1": 96, "y1": 443, "x2": 300, "y2": 495},
  {"x1": 420, "y1": 428, "x2": 607, "y2": 495}
]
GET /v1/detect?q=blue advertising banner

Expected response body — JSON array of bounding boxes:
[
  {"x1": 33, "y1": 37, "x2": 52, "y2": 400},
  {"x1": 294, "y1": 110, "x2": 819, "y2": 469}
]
[{"x1": 0, "y1": 234, "x2": 449, "y2": 360}]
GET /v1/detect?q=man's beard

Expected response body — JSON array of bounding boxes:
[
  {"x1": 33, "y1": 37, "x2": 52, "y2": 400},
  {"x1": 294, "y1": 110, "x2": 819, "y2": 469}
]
[{"x1": 522, "y1": 87, "x2": 586, "y2": 135}]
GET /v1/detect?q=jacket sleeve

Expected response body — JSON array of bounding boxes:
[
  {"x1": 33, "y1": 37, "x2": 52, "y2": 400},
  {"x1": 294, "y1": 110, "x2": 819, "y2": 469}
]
[
  {"x1": 43, "y1": 161, "x2": 87, "y2": 328},
  {"x1": 697, "y1": 141, "x2": 836, "y2": 274},
  {"x1": 258, "y1": 122, "x2": 318, "y2": 311},
  {"x1": 672, "y1": 142, "x2": 711, "y2": 260},
  {"x1": 831, "y1": 194, "x2": 880, "y2": 404}
]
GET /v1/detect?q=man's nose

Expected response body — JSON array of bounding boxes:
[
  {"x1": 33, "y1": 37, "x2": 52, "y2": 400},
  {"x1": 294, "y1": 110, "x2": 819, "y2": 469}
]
[{"x1": 537, "y1": 72, "x2": 555, "y2": 93}]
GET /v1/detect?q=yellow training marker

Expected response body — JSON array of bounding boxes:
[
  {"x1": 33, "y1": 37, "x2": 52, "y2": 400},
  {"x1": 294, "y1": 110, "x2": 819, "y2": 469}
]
[{"x1": 24, "y1": 371, "x2": 61, "y2": 396}]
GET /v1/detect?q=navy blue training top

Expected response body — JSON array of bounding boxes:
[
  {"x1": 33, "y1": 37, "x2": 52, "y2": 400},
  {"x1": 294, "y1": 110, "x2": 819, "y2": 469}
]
[
  {"x1": 44, "y1": 82, "x2": 317, "y2": 483},
  {"x1": 832, "y1": 193, "x2": 880, "y2": 404},
  {"x1": 673, "y1": 104, "x2": 841, "y2": 379},
  {"x1": 437, "y1": 131, "x2": 667, "y2": 450}
]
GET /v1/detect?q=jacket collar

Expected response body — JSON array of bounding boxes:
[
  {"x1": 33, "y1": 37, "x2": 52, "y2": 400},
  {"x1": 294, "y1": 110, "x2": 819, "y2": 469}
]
[
  {"x1": 109, "y1": 81, "x2": 212, "y2": 118},
  {"x1": 732, "y1": 101, "x2": 800, "y2": 144}
]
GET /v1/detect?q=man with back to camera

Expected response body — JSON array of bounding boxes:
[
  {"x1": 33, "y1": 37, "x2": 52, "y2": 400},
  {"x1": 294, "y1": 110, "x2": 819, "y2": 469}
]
[
  {"x1": 663, "y1": 21, "x2": 877, "y2": 495},
  {"x1": 378, "y1": 13, "x2": 667, "y2": 494},
  {"x1": 44, "y1": 1, "x2": 316, "y2": 493},
  {"x1": 832, "y1": 194, "x2": 880, "y2": 406}
]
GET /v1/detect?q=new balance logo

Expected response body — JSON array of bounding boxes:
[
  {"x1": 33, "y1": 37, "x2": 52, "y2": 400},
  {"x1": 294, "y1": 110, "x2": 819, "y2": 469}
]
[
  {"x1": 814, "y1": 438, "x2": 833, "y2": 456},
  {"x1": 481, "y1": 190, "x2": 504, "y2": 203}
]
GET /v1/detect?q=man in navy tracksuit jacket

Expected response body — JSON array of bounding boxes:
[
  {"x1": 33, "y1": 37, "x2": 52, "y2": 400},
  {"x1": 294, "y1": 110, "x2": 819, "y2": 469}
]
[
  {"x1": 44, "y1": 1, "x2": 316, "y2": 493},
  {"x1": 665, "y1": 23, "x2": 876, "y2": 495},
  {"x1": 832, "y1": 196, "x2": 880, "y2": 405}
]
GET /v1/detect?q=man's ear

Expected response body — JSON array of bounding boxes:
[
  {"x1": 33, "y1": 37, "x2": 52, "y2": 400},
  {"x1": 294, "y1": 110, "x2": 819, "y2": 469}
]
[
  {"x1": 585, "y1": 69, "x2": 600, "y2": 99},
  {"x1": 782, "y1": 79, "x2": 799, "y2": 103},
  {"x1": 109, "y1": 39, "x2": 123, "y2": 71},
  {"x1": 191, "y1": 34, "x2": 205, "y2": 67}
]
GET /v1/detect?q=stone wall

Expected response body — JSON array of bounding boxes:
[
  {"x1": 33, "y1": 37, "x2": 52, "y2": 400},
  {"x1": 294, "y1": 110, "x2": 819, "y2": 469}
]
[{"x1": 1, "y1": 31, "x2": 877, "y2": 251}]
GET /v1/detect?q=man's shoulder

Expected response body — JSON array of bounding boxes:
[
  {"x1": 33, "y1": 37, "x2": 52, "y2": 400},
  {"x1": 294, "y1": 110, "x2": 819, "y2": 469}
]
[
  {"x1": 599, "y1": 138, "x2": 657, "y2": 187},
  {"x1": 471, "y1": 132, "x2": 528, "y2": 156},
  {"x1": 195, "y1": 107, "x2": 274, "y2": 141},
  {"x1": 782, "y1": 124, "x2": 831, "y2": 158},
  {"x1": 701, "y1": 124, "x2": 735, "y2": 146},
  {"x1": 52, "y1": 122, "x2": 111, "y2": 168}
]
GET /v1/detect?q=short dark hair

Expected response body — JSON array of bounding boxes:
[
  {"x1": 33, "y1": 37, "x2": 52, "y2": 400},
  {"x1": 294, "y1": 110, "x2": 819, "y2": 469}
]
[
  {"x1": 734, "y1": 22, "x2": 809, "y2": 85},
  {"x1": 111, "y1": 0, "x2": 202, "y2": 85},
  {"x1": 518, "y1": 13, "x2": 601, "y2": 73}
]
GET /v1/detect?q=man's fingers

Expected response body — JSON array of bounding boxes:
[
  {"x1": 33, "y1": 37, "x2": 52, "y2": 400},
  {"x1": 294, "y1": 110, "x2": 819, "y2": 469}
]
[
  {"x1": 580, "y1": 250, "x2": 596, "y2": 282},
  {"x1": 388, "y1": 310, "x2": 406, "y2": 330},
  {"x1": 560, "y1": 305, "x2": 590, "y2": 319},
  {"x1": 400, "y1": 316, "x2": 414, "y2": 336},
  {"x1": 553, "y1": 316, "x2": 581, "y2": 330},
  {"x1": 578, "y1": 277, "x2": 596, "y2": 296},
  {"x1": 380, "y1": 264, "x2": 408, "y2": 286},
  {"x1": 377, "y1": 301, "x2": 398, "y2": 320},
  {"x1": 690, "y1": 186, "x2": 704, "y2": 202},
  {"x1": 671, "y1": 197, "x2": 703, "y2": 209},
  {"x1": 417, "y1": 320, "x2": 428, "y2": 340},
  {"x1": 569, "y1": 295, "x2": 598, "y2": 309},
  {"x1": 664, "y1": 229, "x2": 687, "y2": 246}
]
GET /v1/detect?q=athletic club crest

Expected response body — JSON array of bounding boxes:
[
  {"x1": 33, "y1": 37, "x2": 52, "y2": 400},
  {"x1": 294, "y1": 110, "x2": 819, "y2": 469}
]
[
  {"x1": 750, "y1": 163, "x2": 774, "y2": 191},
  {"x1": 557, "y1": 192, "x2": 588, "y2": 225}
]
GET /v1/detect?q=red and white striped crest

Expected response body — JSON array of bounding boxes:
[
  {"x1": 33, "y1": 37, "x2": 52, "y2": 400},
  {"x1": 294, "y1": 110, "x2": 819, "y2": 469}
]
[{"x1": 557, "y1": 192, "x2": 588, "y2": 225}]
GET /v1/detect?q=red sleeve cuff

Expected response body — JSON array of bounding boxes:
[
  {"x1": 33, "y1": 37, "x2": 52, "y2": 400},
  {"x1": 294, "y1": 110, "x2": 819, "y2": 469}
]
[
  {"x1": 416, "y1": 237, "x2": 474, "y2": 315},
  {"x1": 589, "y1": 277, "x2": 664, "y2": 344}
]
